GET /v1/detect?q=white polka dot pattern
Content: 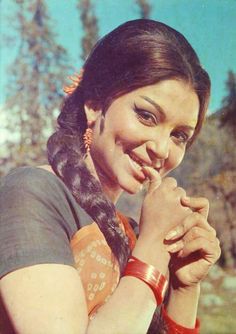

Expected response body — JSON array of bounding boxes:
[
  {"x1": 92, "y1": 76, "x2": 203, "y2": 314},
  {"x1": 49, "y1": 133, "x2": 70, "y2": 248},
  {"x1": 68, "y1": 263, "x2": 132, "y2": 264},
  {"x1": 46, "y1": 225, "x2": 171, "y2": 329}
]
[{"x1": 70, "y1": 223, "x2": 121, "y2": 317}]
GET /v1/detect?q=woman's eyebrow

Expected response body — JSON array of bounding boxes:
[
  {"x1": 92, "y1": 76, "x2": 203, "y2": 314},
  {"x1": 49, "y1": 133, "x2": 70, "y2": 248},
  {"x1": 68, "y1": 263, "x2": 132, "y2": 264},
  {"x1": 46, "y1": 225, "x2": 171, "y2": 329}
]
[
  {"x1": 140, "y1": 95, "x2": 166, "y2": 119},
  {"x1": 178, "y1": 124, "x2": 196, "y2": 133},
  {"x1": 140, "y1": 95, "x2": 196, "y2": 131}
]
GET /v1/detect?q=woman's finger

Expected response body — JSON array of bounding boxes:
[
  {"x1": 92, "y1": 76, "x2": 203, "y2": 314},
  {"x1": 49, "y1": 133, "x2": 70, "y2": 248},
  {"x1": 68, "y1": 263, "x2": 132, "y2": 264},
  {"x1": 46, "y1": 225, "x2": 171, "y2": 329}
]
[
  {"x1": 177, "y1": 237, "x2": 221, "y2": 262},
  {"x1": 166, "y1": 227, "x2": 216, "y2": 253},
  {"x1": 183, "y1": 226, "x2": 216, "y2": 243},
  {"x1": 165, "y1": 212, "x2": 215, "y2": 241},
  {"x1": 166, "y1": 234, "x2": 221, "y2": 262},
  {"x1": 181, "y1": 196, "x2": 209, "y2": 218},
  {"x1": 141, "y1": 166, "x2": 162, "y2": 193}
]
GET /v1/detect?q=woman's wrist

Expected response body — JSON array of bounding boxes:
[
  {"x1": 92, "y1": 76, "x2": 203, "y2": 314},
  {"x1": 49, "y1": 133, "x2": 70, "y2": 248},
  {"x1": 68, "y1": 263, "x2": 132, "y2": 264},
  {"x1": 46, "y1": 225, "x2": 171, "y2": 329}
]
[
  {"x1": 168, "y1": 283, "x2": 201, "y2": 311},
  {"x1": 165, "y1": 282, "x2": 200, "y2": 329},
  {"x1": 132, "y1": 235, "x2": 170, "y2": 275},
  {"x1": 123, "y1": 256, "x2": 168, "y2": 305}
]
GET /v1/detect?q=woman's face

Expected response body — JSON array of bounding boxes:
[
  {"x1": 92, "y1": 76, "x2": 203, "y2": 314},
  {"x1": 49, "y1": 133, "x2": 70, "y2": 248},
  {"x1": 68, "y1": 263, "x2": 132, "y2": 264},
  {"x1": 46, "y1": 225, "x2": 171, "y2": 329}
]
[{"x1": 85, "y1": 79, "x2": 199, "y2": 195}]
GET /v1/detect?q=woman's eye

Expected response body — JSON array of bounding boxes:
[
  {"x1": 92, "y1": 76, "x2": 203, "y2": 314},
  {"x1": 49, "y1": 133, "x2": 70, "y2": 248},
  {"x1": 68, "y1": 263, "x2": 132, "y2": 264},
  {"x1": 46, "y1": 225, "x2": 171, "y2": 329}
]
[
  {"x1": 172, "y1": 131, "x2": 189, "y2": 144},
  {"x1": 134, "y1": 104, "x2": 157, "y2": 125}
]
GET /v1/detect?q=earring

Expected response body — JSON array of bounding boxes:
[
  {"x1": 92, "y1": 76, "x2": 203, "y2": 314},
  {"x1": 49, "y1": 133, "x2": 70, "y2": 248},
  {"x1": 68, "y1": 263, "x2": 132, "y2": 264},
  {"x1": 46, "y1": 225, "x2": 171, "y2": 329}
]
[{"x1": 83, "y1": 127, "x2": 93, "y2": 153}]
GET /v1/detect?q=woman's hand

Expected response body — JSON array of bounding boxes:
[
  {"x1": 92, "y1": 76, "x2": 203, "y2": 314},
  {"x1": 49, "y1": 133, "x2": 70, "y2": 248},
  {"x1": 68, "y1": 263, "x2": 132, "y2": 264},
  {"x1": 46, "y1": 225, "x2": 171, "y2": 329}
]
[
  {"x1": 139, "y1": 167, "x2": 192, "y2": 243},
  {"x1": 165, "y1": 197, "x2": 221, "y2": 287},
  {"x1": 133, "y1": 167, "x2": 192, "y2": 274}
]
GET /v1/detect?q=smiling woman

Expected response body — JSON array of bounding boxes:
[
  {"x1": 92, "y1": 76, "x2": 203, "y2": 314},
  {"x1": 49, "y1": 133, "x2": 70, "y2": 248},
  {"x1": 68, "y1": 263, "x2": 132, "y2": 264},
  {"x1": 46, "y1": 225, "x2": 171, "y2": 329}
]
[
  {"x1": 86, "y1": 80, "x2": 199, "y2": 197},
  {"x1": 0, "y1": 19, "x2": 221, "y2": 334}
]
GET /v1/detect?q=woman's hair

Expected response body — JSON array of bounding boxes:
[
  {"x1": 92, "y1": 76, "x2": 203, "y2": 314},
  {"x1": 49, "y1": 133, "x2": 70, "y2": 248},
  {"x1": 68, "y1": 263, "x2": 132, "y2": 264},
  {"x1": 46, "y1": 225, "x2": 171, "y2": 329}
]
[{"x1": 47, "y1": 19, "x2": 211, "y2": 274}]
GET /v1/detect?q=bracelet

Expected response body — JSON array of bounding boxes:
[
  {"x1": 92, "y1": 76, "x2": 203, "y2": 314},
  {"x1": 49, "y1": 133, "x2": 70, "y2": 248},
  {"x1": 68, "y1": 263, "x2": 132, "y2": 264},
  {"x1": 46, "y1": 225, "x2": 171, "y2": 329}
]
[
  {"x1": 123, "y1": 255, "x2": 168, "y2": 305},
  {"x1": 161, "y1": 305, "x2": 200, "y2": 334}
]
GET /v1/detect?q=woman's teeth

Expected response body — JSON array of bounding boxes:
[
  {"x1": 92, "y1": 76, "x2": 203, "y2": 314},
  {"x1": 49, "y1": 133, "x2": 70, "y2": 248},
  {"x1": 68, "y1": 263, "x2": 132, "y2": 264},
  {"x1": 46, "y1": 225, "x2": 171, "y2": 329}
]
[
  {"x1": 132, "y1": 158, "x2": 142, "y2": 170},
  {"x1": 129, "y1": 153, "x2": 162, "y2": 173},
  {"x1": 129, "y1": 154, "x2": 145, "y2": 169}
]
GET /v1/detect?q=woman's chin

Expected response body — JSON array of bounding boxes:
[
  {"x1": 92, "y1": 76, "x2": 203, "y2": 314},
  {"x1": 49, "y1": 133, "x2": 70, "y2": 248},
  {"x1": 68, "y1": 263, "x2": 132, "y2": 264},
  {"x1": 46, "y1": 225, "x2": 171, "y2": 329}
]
[{"x1": 118, "y1": 177, "x2": 144, "y2": 195}]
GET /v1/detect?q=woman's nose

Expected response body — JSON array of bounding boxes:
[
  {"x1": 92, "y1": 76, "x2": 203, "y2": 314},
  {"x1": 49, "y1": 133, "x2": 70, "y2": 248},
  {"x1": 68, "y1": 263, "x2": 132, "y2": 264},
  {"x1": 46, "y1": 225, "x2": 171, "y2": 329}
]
[{"x1": 146, "y1": 137, "x2": 169, "y2": 161}]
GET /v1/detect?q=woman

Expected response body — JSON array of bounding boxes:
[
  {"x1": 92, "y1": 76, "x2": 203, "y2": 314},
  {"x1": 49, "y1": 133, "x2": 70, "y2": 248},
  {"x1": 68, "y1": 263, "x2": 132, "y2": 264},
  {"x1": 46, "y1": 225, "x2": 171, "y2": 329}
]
[{"x1": 0, "y1": 19, "x2": 221, "y2": 333}]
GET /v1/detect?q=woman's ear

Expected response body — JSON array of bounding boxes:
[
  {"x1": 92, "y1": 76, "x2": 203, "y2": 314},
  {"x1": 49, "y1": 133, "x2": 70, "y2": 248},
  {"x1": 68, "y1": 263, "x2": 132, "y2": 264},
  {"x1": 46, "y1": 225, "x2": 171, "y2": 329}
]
[{"x1": 84, "y1": 101, "x2": 102, "y2": 126}]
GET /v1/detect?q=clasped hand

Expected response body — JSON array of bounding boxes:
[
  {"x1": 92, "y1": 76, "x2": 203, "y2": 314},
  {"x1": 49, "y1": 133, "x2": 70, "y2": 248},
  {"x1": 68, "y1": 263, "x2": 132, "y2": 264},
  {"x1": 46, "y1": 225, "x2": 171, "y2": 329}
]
[{"x1": 140, "y1": 167, "x2": 221, "y2": 289}]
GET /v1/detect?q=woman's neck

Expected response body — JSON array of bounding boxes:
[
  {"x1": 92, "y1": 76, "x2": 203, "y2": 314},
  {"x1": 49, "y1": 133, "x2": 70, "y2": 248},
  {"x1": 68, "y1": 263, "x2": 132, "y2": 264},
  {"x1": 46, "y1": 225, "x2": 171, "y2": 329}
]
[{"x1": 84, "y1": 153, "x2": 123, "y2": 204}]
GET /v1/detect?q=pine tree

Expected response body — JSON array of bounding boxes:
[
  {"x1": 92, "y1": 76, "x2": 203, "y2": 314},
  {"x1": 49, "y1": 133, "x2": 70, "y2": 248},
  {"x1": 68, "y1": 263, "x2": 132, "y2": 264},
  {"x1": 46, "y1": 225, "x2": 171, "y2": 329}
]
[
  {"x1": 135, "y1": 0, "x2": 151, "y2": 19},
  {"x1": 77, "y1": 0, "x2": 99, "y2": 61},
  {"x1": 220, "y1": 70, "x2": 236, "y2": 130},
  {"x1": 3, "y1": 0, "x2": 71, "y2": 167}
]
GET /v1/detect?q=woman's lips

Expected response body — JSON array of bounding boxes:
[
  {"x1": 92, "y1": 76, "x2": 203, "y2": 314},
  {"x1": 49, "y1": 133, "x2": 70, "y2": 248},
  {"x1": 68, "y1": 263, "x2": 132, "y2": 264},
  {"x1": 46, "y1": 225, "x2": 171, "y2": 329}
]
[
  {"x1": 129, "y1": 152, "x2": 151, "y2": 168},
  {"x1": 127, "y1": 153, "x2": 147, "y2": 181},
  {"x1": 127, "y1": 152, "x2": 163, "y2": 179}
]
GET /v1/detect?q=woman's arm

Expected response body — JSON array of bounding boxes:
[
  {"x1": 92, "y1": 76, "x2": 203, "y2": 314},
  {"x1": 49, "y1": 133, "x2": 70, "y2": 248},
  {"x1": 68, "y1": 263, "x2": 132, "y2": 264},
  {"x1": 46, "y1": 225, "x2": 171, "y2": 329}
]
[
  {"x1": 162, "y1": 197, "x2": 221, "y2": 330},
  {"x1": 0, "y1": 241, "x2": 168, "y2": 334},
  {"x1": 86, "y1": 170, "x2": 199, "y2": 334},
  {"x1": 0, "y1": 241, "x2": 200, "y2": 334},
  {"x1": 87, "y1": 236, "x2": 170, "y2": 334},
  {"x1": 164, "y1": 284, "x2": 200, "y2": 329},
  {"x1": 0, "y1": 264, "x2": 88, "y2": 334}
]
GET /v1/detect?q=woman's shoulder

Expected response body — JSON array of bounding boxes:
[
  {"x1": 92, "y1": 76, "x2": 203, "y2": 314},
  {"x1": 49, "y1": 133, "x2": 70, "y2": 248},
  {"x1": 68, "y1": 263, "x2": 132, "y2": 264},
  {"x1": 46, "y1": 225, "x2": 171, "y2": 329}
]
[
  {"x1": 0, "y1": 165, "x2": 73, "y2": 223},
  {"x1": 0, "y1": 165, "x2": 79, "y2": 280},
  {"x1": 1, "y1": 165, "x2": 60, "y2": 189},
  {"x1": 0, "y1": 165, "x2": 94, "y2": 279},
  {"x1": 0, "y1": 165, "x2": 74, "y2": 204},
  {"x1": 0, "y1": 164, "x2": 93, "y2": 231}
]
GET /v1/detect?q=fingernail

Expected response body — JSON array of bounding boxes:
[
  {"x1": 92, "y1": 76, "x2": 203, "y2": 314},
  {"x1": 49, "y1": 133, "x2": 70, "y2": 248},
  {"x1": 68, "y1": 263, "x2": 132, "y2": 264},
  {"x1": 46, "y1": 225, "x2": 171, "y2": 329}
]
[
  {"x1": 177, "y1": 250, "x2": 184, "y2": 257},
  {"x1": 166, "y1": 243, "x2": 178, "y2": 252},
  {"x1": 165, "y1": 230, "x2": 177, "y2": 240}
]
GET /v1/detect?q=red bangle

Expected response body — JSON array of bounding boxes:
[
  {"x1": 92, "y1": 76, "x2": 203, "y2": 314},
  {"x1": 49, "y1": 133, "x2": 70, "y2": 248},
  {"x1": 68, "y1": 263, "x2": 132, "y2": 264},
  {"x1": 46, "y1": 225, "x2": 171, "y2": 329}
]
[
  {"x1": 161, "y1": 305, "x2": 200, "y2": 334},
  {"x1": 123, "y1": 255, "x2": 168, "y2": 305}
]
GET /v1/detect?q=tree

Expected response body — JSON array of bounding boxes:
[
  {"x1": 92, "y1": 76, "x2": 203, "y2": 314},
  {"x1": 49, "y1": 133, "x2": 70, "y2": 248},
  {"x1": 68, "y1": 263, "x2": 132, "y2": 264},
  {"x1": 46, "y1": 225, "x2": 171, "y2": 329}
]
[
  {"x1": 2, "y1": 0, "x2": 71, "y2": 171},
  {"x1": 77, "y1": 0, "x2": 99, "y2": 61},
  {"x1": 220, "y1": 70, "x2": 236, "y2": 131},
  {"x1": 135, "y1": 0, "x2": 151, "y2": 19}
]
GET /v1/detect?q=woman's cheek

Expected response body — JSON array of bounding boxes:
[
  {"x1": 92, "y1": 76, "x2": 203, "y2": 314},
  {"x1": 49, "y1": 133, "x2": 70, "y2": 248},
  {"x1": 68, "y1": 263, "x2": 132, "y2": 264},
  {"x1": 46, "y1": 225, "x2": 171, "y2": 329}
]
[
  {"x1": 163, "y1": 147, "x2": 185, "y2": 175},
  {"x1": 115, "y1": 127, "x2": 146, "y2": 148}
]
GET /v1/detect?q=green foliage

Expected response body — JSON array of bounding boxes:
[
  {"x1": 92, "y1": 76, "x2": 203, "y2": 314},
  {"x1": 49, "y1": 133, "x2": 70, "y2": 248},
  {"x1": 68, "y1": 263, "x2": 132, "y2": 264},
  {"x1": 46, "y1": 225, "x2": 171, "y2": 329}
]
[
  {"x1": 77, "y1": 0, "x2": 99, "y2": 61},
  {"x1": 198, "y1": 266, "x2": 236, "y2": 334},
  {"x1": 219, "y1": 70, "x2": 236, "y2": 130},
  {"x1": 2, "y1": 0, "x2": 71, "y2": 170}
]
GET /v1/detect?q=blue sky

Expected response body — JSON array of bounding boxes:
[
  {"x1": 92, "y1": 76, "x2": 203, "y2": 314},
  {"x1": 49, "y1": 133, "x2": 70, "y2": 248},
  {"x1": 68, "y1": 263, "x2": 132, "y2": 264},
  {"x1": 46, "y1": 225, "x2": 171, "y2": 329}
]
[{"x1": 0, "y1": 0, "x2": 236, "y2": 113}]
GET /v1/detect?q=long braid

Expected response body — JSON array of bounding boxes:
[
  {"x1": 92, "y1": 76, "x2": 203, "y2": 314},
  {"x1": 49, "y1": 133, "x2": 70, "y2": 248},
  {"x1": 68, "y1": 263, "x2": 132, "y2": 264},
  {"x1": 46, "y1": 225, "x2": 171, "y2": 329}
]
[{"x1": 47, "y1": 91, "x2": 130, "y2": 273}]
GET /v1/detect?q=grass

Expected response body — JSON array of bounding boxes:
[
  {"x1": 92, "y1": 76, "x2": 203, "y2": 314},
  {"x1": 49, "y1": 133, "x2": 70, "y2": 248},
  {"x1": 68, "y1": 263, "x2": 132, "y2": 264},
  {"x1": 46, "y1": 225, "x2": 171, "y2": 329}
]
[
  {"x1": 198, "y1": 303, "x2": 236, "y2": 334},
  {"x1": 198, "y1": 269, "x2": 236, "y2": 334}
]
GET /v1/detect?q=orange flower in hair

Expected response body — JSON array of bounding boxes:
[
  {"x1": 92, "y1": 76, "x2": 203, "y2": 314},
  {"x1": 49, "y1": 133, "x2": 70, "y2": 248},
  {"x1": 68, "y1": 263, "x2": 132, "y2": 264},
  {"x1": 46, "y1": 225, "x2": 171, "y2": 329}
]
[{"x1": 63, "y1": 68, "x2": 84, "y2": 95}]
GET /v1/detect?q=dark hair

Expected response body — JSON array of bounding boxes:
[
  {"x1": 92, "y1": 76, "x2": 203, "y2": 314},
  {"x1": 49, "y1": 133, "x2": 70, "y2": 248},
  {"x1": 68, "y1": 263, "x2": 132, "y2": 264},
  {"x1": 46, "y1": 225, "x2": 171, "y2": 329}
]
[{"x1": 47, "y1": 19, "x2": 211, "y2": 274}]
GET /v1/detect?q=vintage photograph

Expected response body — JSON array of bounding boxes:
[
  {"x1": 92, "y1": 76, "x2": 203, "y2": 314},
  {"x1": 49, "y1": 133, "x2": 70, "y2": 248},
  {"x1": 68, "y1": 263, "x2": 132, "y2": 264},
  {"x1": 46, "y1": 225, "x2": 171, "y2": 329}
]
[{"x1": 0, "y1": 1, "x2": 235, "y2": 333}]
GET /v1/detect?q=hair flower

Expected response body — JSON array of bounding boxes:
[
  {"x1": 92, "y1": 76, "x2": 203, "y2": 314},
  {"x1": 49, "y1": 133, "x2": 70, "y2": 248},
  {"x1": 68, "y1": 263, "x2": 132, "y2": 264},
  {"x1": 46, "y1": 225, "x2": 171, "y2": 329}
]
[{"x1": 63, "y1": 68, "x2": 84, "y2": 95}]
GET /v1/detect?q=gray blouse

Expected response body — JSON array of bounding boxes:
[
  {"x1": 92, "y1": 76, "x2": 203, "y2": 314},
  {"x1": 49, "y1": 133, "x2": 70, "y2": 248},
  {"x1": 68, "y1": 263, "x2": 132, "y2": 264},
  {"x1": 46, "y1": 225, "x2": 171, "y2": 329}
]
[{"x1": 0, "y1": 166, "x2": 94, "y2": 279}]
